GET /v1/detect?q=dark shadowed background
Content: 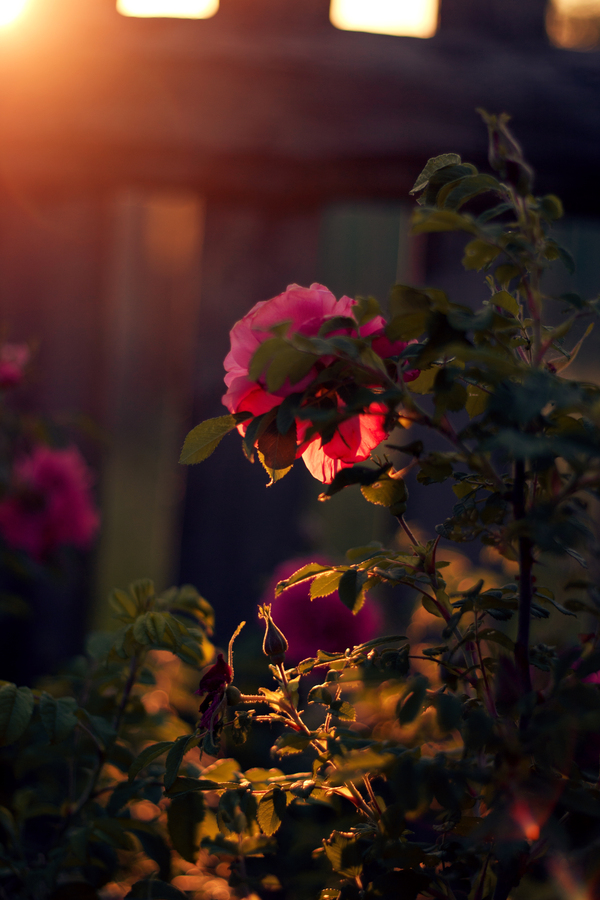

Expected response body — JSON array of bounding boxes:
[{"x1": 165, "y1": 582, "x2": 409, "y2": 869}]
[{"x1": 0, "y1": 0, "x2": 599, "y2": 678}]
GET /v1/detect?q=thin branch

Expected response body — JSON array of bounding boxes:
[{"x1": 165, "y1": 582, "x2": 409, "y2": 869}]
[
  {"x1": 228, "y1": 621, "x2": 246, "y2": 673},
  {"x1": 513, "y1": 459, "x2": 533, "y2": 709},
  {"x1": 398, "y1": 515, "x2": 419, "y2": 547}
]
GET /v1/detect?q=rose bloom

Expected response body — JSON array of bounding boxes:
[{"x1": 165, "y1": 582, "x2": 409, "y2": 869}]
[
  {"x1": 0, "y1": 445, "x2": 100, "y2": 561},
  {"x1": 222, "y1": 283, "x2": 417, "y2": 484},
  {"x1": 0, "y1": 343, "x2": 29, "y2": 389},
  {"x1": 262, "y1": 557, "x2": 383, "y2": 663}
]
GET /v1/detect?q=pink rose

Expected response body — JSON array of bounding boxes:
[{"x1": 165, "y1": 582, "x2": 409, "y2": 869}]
[
  {"x1": 222, "y1": 284, "x2": 417, "y2": 483},
  {"x1": 0, "y1": 343, "x2": 29, "y2": 389},
  {"x1": 0, "y1": 445, "x2": 100, "y2": 561},
  {"x1": 262, "y1": 557, "x2": 383, "y2": 663},
  {"x1": 300, "y1": 400, "x2": 389, "y2": 484}
]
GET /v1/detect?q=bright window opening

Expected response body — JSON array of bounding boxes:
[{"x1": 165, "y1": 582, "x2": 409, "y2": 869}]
[
  {"x1": 330, "y1": 0, "x2": 438, "y2": 38},
  {"x1": 0, "y1": 0, "x2": 28, "y2": 27},
  {"x1": 117, "y1": 0, "x2": 219, "y2": 18},
  {"x1": 547, "y1": 0, "x2": 600, "y2": 48}
]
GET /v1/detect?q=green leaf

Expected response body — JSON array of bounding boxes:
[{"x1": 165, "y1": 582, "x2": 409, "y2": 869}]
[
  {"x1": 276, "y1": 392, "x2": 302, "y2": 435},
  {"x1": 310, "y1": 570, "x2": 342, "y2": 599},
  {"x1": 465, "y1": 384, "x2": 489, "y2": 418},
  {"x1": 492, "y1": 290, "x2": 520, "y2": 317},
  {"x1": 165, "y1": 734, "x2": 199, "y2": 791},
  {"x1": 167, "y1": 793, "x2": 205, "y2": 863},
  {"x1": 438, "y1": 173, "x2": 501, "y2": 210},
  {"x1": 109, "y1": 588, "x2": 138, "y2": 620},
  {"x1": 462, "y1": 239, "x2": 501, "y2": 271},
  {"x1": 411, "y1": 208, "x2": 477, "y2": 236},
  {"x1": 558, "y1": 245, "x2": 576, "y2": 275},
  {"x1": 338, "y1": 569, "x2": 369, "y2": 614},
  {"x1": 494, "y1": 263, "x2": 520, "y2": 288},
  {"x1": 477, "y1": 628, "x2": 515, "y2": 651},
  {"x1": 407, "y1": 368, "x2": 437, "y2": 395},
  {"x1": 39, "y1": 694, "x2": 78, "y2": 744},
  {"x1": 540, "y1": 194, "x2": 564, "y2": 221},
  {"x1": 307, "y1": 685, "x2": 333, "y2": 705},
  {"x1": 165, "y1": 777, "x2": 220, "y2": 796},
  {"x1": 248, "y1": 336, "x2": 287, "y2": 381},
  {"x1": 319, "y1": 463, "x2": 391, "y2": 500},
  {"x1": 323, "y1": 831, "x2": 364, "y2": 879},
  {"x1": 353, "y1": 294, "x2": 382, "y2": 325},
  {"x1": 409, "y1": 153, "x2": 462, "y2": 195},
  {"x1": 0, "y1": 684, "x2": 34, "y2": 747},
  {"x1": 361, "y1": 473, "x2": 408, "y2": 516},
  {"x1": 180, "y1": 415, "x2": 245, "y2": 465},
  {"x1": 133, "y1": 612, "x2": 170, "y2": 647},
  {"x1": 389, "y1": 284, "x2": 431, "y2": 319},
  {"x1": 478, "y1": 201, "x2": 512, "y2": 223},
  {"x1": 275, "y1": 733, "x2": 314, "y2": 756},
  {"x1": 257, "y1": 418, "x2": 297, "y2": 471},
  {"x1": 128, "y1": 741, "x2": 174, "y2": 782},
  {"x1": 386, "y1": 311, "x2": 429, "y2": 341},
  {"x1": 275, "y1": 563, "x2": 332, "y2": 596},
  {"x1": 396, "y1": 676, "x2": 429, "y2": 725},
  {"x1": 257, "y1": 452, "x2": 293, "y2": 486},
  {"x1": 265, "y1": 348, "x2": 315, "y2": 392},
  {"x1": 329, "y1": 700, "x2": 356, "y2": 721},
  {"x1": 257, "y1": 788, "x2": 287, "y2": 836},
  {"x1": 125, "y1": 880, "x2": 186, "y2": 900}
]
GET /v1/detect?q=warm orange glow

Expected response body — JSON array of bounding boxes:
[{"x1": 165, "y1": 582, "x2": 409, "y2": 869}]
[
  {"x1": 330, "y1": 0, "x2": 438, "y2": 38},
  {"x1": 547, "y1": 0, "x2": 600, "y2": 48},
  {"x1": 0, "y1": 0, "x2": 28, "y2": 27},
  {"x1": 511, "y1": 800, "x2": 540, "y2": 842},
  {"x1": 117, "y1": 0, "x2": 219, "y2": 18},
  {"x1": 553, "y1": 0, "x2": 600, "y2": 11}
]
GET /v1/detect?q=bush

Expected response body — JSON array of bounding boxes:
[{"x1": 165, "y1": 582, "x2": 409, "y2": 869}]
[{"x1": 2, "y1": 111, "x2": 600, "y2": 900}]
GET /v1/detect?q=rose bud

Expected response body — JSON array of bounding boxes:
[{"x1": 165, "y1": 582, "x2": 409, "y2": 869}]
[
  {"x1": 226, "y1": 685, "x2": 242, "y2": 706},
  {"x1": 258, "y1": 603, "x2": 288, "y2": 665}
]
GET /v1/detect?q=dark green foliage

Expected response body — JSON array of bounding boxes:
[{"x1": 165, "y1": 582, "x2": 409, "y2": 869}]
[
  {"x1": 0, "y1": 580, "x2": 213, "y2": 900},
  {"x1": 10, "y1": 115, "x2": 600, "y2": 900}
]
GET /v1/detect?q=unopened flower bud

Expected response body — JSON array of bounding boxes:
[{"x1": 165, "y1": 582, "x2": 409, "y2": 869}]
[
  {"x1": 226, "y1": 685, "x2": 242, "y2": 706},
  {"x1": 258, "y1": 604, "x2": 288, "y2": 664}
]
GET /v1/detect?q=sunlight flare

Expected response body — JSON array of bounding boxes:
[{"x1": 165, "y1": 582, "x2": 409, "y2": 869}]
[
  {"x1": 117, "y1": 0, "x2": 219, "y2": 18},
  {"x1": 0, "y1": 0, "x2": 28, "y2": 27},
  {"x1": 330, "y1": 0, "x2": 438, "y2": 38}
]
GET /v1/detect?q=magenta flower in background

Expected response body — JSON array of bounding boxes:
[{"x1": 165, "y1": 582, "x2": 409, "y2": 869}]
[
  {"x1": 0, "y1": 445, "x2": 100, "y2": 561},
  {"x1": 222, "y1": 283, "x2": 419, "y2": 484},
  {"x1": 0, "y1": 343, "x2": 30, "y2": 389},
  {"x1": 262, "y1": 557, "x2": 383, "y2": 663}
]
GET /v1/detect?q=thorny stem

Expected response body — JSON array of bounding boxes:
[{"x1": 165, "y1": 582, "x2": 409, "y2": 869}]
[
  {"x1": 229, "y1": 621, "x2": 246, "y2": 673},
  {"x1": 113, "y1": 654, "x2": 140, "y2": 733},
  {"x1": 276, "y1": 663, "x2": 312, "y2": 736},
  {"x1": 513, "y1": 459, "x2": 534, "y2": 705},
  {"x1": 274, "y1": 665, "x2": 376, "y2": 823},
  {"x1": 66, "y1": 654, "x2": 142, "y2": 826},
  {"x1": 474, "y1": 615, "x2": 498, "y2": 718},
  {"x1": 364, "y1": 774, "x2": 383, "y2": 817},
  {"x1": 398, "y1": 515, "x2": 419, "y2": 547}
]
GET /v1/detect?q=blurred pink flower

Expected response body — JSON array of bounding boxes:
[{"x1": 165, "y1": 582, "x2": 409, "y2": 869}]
[
  {"x1": 222, "y1": 283, "x2": 418, "y2": 484},
  {"x1": 0, "y1": 445, "x2": 100, "y2": 561},
  {"x1": 261, "y1": 557, "x2": 383, "y2": 663},
  {"x1": 0, "y1": 343, "x2": 29, "y2": 389}
]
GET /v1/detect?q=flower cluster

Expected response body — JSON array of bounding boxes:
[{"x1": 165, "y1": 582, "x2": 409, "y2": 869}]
[
  {"x1": 222, "y1": 283, "x2": 417, "y2": 483},
  {"x1": 0, "y1": 445, "x2": 100, "y2": 561}
]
